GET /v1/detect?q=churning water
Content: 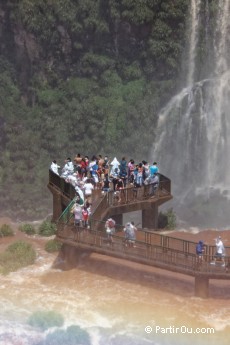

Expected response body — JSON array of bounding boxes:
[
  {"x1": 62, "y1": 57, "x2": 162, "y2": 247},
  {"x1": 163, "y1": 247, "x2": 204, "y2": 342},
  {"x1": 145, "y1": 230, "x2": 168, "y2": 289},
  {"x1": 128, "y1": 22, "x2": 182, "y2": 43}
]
[
  {"x1": 0, "y1": 245, "x2": 230, "y2": 345},
  {"x1": 1, "y1": 1, "x2": 230, "y2": 344},
  {"x1": 152, "y1": 0, "x2": 230, "y2": 227}
]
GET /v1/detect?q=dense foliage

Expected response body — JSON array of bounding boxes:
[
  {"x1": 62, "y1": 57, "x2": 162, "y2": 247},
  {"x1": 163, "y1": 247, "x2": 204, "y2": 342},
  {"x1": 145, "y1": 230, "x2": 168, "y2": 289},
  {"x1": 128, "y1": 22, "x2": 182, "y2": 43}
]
[
  {"x1": 158, "y1": 208, "x2": 177, "y2": 229},
  {"x1": 0, "y1": 0, "x2": 190, "y2": 219},
  {"x1": 38, "y1": 220, "x2": 57, "y2": 236},
  {"x1": 0, "y1": 224, "x2": 14, "y2": 237},
  {"x1": 19, "y1": 223, "x2": 36, "y2": 235},
  {"x1": 0, "y1": 240, "x2": 36, "y2": 274}
]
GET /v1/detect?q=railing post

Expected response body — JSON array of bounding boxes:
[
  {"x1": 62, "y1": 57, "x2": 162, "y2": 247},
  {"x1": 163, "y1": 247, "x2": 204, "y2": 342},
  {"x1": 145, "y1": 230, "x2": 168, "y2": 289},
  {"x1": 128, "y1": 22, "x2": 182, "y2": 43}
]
[{"x1": 142, "y1": 204, "x2": 158, "y2": 229}]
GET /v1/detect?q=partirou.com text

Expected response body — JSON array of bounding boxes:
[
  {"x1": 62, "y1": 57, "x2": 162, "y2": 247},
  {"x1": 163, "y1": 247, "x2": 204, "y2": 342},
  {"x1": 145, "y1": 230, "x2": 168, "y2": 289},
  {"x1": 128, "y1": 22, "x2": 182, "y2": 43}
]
[{"x1": 145, "y1": 325, "x2": 215, "y2": 334}]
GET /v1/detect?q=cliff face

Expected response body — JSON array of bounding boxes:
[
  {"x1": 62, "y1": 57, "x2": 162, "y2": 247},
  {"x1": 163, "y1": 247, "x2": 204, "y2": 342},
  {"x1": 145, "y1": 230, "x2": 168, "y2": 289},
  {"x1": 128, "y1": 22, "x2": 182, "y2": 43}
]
[
  {"x1": 0, "y1": 0, "x2": 188, "y2": 91},
  {"x1": 0, "y1": 0, "x2": 189, "y2": 220},
  {"x1": 0, "y1": 4, "x2": 36, "y2": 98}
]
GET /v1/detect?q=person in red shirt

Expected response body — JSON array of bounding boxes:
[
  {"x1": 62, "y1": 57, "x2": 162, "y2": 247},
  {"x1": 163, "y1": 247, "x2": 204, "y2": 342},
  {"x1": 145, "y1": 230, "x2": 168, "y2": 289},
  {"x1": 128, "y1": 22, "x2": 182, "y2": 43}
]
[{"x1": 82, "y1": 206, "x2": 89, "y2": 228}]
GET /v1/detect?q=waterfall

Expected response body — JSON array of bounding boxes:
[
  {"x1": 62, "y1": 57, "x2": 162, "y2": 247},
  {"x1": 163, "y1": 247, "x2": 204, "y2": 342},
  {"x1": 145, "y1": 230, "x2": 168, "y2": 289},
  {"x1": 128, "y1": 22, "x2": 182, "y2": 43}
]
[
  {"x1": 152, "y1": 0, "x2": 230, "y2": 227},
  {"x1": 186, "y1": 0, "x2": 201, "y2": 86}
]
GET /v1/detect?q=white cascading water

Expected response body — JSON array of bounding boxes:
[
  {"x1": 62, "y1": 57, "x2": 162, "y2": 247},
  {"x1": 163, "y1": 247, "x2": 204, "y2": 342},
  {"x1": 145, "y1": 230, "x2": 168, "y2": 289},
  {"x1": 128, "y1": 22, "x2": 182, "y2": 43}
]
[
  {"x1": 152, "y1": 0, "x2": 230, "y2": 227},
  {"x1": 186, "y1": 0, "x2": 201, "y2": 86}
]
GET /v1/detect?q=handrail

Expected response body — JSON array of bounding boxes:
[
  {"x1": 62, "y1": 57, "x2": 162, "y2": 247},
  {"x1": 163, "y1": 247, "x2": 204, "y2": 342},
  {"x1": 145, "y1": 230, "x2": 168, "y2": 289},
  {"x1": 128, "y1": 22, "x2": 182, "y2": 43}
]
[
  {"x1": 56, "y1": 220, "x2": 230, "y2": 276},
  {"x1": 90, "y1": 177, "x2": 171, "y2": 218},
  {"x1": 58, "y1": 197, "x2": 76, "y2": 223},
  {"x1": 58, "y1": 218, "x2": 230, "y2": 257},
  {"x1": 49, "y1": 169, "x2": 172, "y2": 224},
  {"x1": 49, "y1": 169, "x2": 171, "y2": 204},
  {"x1": 49, "y1": 169, "x2": 76, "y2": 199}
]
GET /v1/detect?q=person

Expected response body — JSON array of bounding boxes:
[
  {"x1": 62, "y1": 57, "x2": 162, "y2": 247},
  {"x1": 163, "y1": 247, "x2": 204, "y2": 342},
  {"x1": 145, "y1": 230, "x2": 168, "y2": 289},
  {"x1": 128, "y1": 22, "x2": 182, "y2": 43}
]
[
  {"x1": 74, "y1": 153, "x2": 82, "y2": 173},
  {"x1": 119, "y1": 168, "x2": 127, "y2": 187},
  {"x1": 136, "y1": 163, "x2": 144, "y2": 187},
  {"x1": 101, "y1": 174, "x2": 111, "y2": 192},
  {"x1": 80, "y1": 158, "x2": 87, "y2": 178},
  {"x1": 115, "y1": 177, "x2": 124, "y2": 203},
  {"x1": 110, "y1": 167, "x2": 119, "y2": 191},
  {"x1": 149, "y1": 162, "x2": 159, "y2": 176},
  {"x1": 214, "y1": 236, "x2": 225, "y2": 266},
  {"x1": 74, "y1": 189, "x2": 84, "y2": 206},
  {"x1": 82, "y1": 206, "x2": 89, "y2": 228},
  {"x1": 148, "y1": 172, "x2": 159, "y2": 195},
  {"x1": 50, "y1": 160, "x2": 60, "y2": 175},
  {"x1": 128, "y1": 159, "x2": 135, "y2": 184},
  {"x1": 98, "y1": 154, "x2": 104, "y2": 169},
  {"x1": 103, "y1": 156, "x2": 110, "y2": 175},
  {"x1": 91, "y1": 161, "x2": 99, "y2": 185},
  {"x1": 120, "y1": 157, "x2": 127, "y2": 174},
  {"x1": 105, "y1": 218, "x2": 116, "y2": 244},
  {"x1": 196, "y1": 240, "x2": 205, "y2": 265},
  {"x1": 83, "y1": 179, "x2": 94, "y2": 204},
  {"x1": 123, "y1": 222, "x2": 137, "y2": 248},
  {"x1": 61, "y1": 158, "x2": 74, "y2": 178},
  {"x1": 71, "y1": 203, "x2": 82, "y2": 236},
  {"x1": 110, "y1": 157, "x2": 120, "y2": 171},
  {"x1": 142, "y1": 160, "x2": 150, "y2": 181},
  {"x1": 89, "y1": 155, "x2": 97, "y2": 177}
]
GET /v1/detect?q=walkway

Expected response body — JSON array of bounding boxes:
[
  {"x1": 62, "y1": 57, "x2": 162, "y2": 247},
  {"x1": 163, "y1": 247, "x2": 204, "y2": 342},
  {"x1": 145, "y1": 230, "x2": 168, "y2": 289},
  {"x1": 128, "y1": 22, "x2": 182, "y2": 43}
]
[
  {"x1": 48, "y1": 169, "x2": 230, "y2": 297},
  {"x1": 57, "y1": 220, "x2": 230, "y2": 280}
]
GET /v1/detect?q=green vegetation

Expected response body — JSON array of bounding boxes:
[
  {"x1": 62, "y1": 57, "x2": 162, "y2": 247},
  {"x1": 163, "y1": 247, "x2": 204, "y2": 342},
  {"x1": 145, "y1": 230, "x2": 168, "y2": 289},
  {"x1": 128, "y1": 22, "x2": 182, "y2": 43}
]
[
  {"x1": 28, "y1": 310, "x2": 64, "y2": 331},
  {"x1": 0, "y1": 0, "x2": 206, "y2": 220},
  {"x1": 38, "y1": 221, "x2": 57, "y2": 237},
  {"x1": 0, "y1": 241, "x2": 36, "y2": 274},
  {"x1": 158, "y1": 208, "x2": 176, "y2": 230},
  {"x1": 40, "y1": 325, "x2": 91, "y2": 345},
  {"x1": 45, "y1": 239, "x2": 62, "y2": 253},
  {"x1": 0, "y1": 224, "x2": 14, "y2": 237},
  {"x1": 18, "y1": 223, "x2": 36, "y2": 235}
]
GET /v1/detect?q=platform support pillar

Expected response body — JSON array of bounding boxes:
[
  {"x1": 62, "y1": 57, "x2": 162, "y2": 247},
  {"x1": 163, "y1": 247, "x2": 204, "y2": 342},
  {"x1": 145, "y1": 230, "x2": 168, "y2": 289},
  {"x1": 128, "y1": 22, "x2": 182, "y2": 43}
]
[
  {"x1": 112, "y1": 214, "x2": 123, "y2": 226},
  {"x1": 194, "y1": 276, "x2": 209, "y2": 298},
  {"x1": 142, "y1": 204, "x2": 158, "y2": 229},
  {"x1": 52, "y1": 192, "x2": 63, "y2": 222}
]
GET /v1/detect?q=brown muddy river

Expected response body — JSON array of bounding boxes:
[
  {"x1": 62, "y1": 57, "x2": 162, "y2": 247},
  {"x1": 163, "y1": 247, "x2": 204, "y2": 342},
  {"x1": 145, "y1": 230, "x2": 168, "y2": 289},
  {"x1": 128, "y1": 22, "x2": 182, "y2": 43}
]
[{"x1": 0, "y1": 221, "x2": 230, "y2": 344}]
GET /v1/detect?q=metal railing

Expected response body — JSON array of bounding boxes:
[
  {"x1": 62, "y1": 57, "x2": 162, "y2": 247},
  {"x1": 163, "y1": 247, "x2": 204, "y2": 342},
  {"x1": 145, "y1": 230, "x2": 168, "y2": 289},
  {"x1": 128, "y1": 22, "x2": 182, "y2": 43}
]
[
  {"x1": 49, "y1": 169, "x2": 172, "y2": 223},
  {"x1": 49, "y1": 170, "x2": 171, "y2": 204},
  {"x1": 58, "y1": 197, "x2": 77, "y2": 223},
  {"x1": 57, "y1": 219, "x2": 230, "y2": 276},
  {"x1": 91, "y1": 176, "x2": 171, "y2": 218},
  {"x1": 49, "y1": 169, "x2": 76, "y2": 199}
]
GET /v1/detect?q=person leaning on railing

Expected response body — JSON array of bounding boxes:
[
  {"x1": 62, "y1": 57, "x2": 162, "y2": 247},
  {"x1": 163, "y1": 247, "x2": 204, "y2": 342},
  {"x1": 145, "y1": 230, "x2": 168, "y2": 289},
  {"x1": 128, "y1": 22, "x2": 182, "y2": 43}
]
[
  {"x1": 144, "y1": 172, "x2": 159, "y2": 195},
  {"x1": 196, "y1": 240, "x2": 205, "y2": 264}
]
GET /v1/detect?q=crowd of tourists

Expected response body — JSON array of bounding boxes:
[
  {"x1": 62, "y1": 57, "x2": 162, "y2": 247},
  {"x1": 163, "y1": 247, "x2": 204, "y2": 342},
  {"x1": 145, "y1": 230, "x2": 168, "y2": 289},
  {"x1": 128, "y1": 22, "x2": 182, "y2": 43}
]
[
  {"x1": 50, "y1": 154, "x2": 159, "y2": 245},
  {"x1": 50, "y1": 154, "x2": 159, "y2": 203}
]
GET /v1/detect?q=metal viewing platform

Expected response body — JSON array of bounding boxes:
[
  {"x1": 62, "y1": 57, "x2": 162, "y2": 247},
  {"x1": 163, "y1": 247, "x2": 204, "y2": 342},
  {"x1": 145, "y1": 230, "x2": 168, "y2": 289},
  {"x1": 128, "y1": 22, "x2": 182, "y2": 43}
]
[{"x1": 48, "y1": 170, "x2": 230, "y2": 298}]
